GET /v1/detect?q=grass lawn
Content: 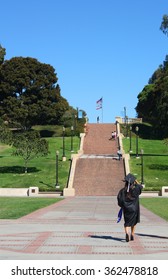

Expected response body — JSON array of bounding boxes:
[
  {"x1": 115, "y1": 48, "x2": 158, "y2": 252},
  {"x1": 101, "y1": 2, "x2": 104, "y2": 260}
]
[
  {"x1": 0, "y1": 197, "x2": 62, "y2": 219},
  {"x1": 0, "y1": 197, "x2": 167, "y2": 221},
  {"x1": 0, "y1": 136, "x2": 80, "y2": 191},
  {"x1": 122, "y1": 137, "x2": 168, "y2": 190},
  {"x1": 123, "y1": 137, "x2": 168, "y2": 154},
  {"x1": 140, "y1": 197, "x2": 168, "y2": 221}
]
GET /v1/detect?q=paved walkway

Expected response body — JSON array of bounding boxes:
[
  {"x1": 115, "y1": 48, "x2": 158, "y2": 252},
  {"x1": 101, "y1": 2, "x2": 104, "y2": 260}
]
[{"x1": 0, "y1": 196, "x2": 168, "y2": 260}]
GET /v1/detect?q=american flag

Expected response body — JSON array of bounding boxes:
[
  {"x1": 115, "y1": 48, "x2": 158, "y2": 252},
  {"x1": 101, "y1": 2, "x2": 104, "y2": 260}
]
[{"x1": 96, "y1": 97, "x2": 103, "y2": 110}]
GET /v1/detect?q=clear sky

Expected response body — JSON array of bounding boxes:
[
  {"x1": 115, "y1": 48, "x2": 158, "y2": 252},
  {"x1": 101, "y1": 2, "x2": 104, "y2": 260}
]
[{"x1": 0, "y1": 0, "x2": 167, "y2": 123}]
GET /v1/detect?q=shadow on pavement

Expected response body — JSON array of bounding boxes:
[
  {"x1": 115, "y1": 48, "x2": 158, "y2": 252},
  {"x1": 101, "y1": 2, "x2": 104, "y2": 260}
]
[
  {"x1": 136, "y1": 233, "x2": 168, "y2": 239},
  {"x1": 89, "y1": 235, "x2": 125, "y2": 242}
]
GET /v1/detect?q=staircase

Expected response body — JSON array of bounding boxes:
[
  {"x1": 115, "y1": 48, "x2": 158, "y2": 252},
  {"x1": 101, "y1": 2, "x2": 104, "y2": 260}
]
[{"x1": 73, "y1": 123, "x2": 125, "y2": 196}]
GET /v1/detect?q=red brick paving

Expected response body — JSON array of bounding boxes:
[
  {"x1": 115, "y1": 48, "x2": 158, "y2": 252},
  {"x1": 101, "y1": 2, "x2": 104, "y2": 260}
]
[{"x1": 0, "y1": 197, "x2": 168, "y2": 259}]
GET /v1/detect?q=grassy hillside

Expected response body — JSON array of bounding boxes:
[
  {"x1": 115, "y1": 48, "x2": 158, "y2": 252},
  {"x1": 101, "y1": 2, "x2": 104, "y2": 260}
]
[
  {"x1": 122, "y1": 126, "x2": 168, "y2": 190},
  {"x1": 0, "y1": 136, "x2": 80, "y2": 191}
]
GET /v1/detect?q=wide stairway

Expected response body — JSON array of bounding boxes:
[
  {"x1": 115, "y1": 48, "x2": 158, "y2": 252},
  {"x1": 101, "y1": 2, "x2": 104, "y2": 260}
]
[{"x1": 73, "y1": 123, "x2": 125, "y2": 196}]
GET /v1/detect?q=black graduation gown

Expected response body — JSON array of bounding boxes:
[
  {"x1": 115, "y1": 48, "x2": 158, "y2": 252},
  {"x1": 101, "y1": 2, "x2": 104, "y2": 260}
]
[{"x1": 118, "y1": 184, "x2": 143, "y2": 227}]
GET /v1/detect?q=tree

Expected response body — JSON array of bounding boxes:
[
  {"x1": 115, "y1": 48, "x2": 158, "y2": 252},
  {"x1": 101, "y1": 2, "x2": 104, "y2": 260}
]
[
  {"x1": 160, "y1": 14, "x2": 168, "y2": 36},
  {"x1": 136, "y1": 56, "x2": 168, "y2": 137},
  {"x1": 0, "y1": 45, "x2": 6, "y2": 65},
  {"x1": 0, "y1": 125, "x2": 49, "y2": 173},
  {"x1": 135, "y1": 84, "x2": 157, "y2": 123},
  {"x1": 0, "y1": 57, "x2": 69, "y2": 128},
  {"x1": 0, "y1": 122, "x2": 13, "y2": 145},
  {"x1": 136, "y1": 15, "x2": 168, "y2": 137},
  {"x1": 12, "y1": 131, "x2": 49, "y2": 173}
]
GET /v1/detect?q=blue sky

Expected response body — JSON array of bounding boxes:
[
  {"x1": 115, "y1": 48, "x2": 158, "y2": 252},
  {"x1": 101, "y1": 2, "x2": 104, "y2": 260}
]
[{"x1": 0, "y1": 0, "x2": 167, "y2": 123}]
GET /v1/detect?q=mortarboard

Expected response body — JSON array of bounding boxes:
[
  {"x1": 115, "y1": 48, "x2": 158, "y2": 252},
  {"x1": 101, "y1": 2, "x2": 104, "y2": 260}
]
[
  {"x1": 124, "y1": 173, "x2": 136, "y2": 184},
  {"x1": 124, "y1": 173, "x2": 136, "y2": 192}
]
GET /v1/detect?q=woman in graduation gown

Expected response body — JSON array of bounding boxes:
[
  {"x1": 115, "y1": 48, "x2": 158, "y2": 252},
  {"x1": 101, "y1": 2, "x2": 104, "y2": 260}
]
[{"x1": 117, "y1": 173, "x2": 143, "y2": 242}]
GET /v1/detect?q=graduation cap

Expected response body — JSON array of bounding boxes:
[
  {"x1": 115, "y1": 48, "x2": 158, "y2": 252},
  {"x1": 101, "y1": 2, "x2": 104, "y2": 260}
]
[
  {"x1": 124, "y1": 173, "x2": 136, "y2": 184},
  {"x1": 124, "y1": 173, "x2": 136, "y2": 192}
]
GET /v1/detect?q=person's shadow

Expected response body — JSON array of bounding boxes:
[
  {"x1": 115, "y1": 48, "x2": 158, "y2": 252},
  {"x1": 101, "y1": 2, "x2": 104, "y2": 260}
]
[
  {"x1": 89, "y1": 235, "x2": 125, "y2": 242},
  {"x1": 136, "y1": 233, "x2": 168, "y2": 239}
]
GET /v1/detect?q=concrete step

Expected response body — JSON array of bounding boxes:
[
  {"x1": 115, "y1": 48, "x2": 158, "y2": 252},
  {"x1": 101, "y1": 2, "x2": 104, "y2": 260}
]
[
  {"x1": 74, "y1": 158, "x2": 125, "y2": 196},
  {"x1": 72, "y1": 123, "x2": 125, "y2": 196},
  {"x1": 83, "y1": 123, "x2": 118, "y2": 154}
]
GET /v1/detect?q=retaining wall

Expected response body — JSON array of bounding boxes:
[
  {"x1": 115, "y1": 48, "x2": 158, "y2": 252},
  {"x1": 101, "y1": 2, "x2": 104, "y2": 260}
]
[{"x1": 0, "y1": 187, "x2": 61, "y2": 197}]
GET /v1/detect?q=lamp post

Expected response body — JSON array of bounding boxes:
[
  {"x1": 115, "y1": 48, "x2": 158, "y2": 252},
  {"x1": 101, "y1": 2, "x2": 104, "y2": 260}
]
[
  {"x1": 135, "y1": 126, "x2": 139, "y2": 158},
  {"x1": 115, "y1": 121, "x2": 118, "y2": 135},
  {"x1": 55, "y1": 150, "x2": 60, "y2": 189},
  {"x1": 73, "y1": 114, "x2": 77, "y2": 136},
  {"x1": 129, "y1": 126, "x2": 132, "y2": 153},
  {"x1": 126, "y1": 116, "x2": 128, "y2": 138},
  {"x1": 71, "y1": 126, "x2": 74, "y2": 152},
  {"x1": 140, "y1": 149, "x2": 144, "y2": 185},
  {"x1": 62, "y1": 126, "x2": 66, "y2": 161}
]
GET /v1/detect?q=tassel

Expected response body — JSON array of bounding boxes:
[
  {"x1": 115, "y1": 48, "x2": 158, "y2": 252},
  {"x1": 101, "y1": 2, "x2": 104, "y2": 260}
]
[
  {"x1": 117, "y1": 208, "x2": 122, "y2": 223},
  {"x1": 127, "y1": 179, "x2": 131, "y2": 192}
]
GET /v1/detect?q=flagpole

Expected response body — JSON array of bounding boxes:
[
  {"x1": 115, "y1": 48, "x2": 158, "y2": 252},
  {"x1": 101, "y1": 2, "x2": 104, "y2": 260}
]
[{"x1": 96, "y1": 97, "x2": 103, "y2": 122}]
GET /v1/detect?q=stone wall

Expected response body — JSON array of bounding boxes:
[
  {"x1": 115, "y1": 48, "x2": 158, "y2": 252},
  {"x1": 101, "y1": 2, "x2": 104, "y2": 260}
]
[{"x1": 0, "y1": 188, "x2": 29, "y2": 197}]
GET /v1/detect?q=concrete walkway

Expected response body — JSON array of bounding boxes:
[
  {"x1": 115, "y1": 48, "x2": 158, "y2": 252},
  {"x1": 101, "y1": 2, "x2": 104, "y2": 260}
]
[{"x1": 0, "y1": 196, "x2": 168, "y2": 260}]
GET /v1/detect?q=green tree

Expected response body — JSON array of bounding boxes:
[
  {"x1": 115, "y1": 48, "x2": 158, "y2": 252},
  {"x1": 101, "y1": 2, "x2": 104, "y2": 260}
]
[
  {"x1": 0, "y1": 124, "x2": 49, "y2": 173},
  {"x1": 0, "y1": 57, "x2": 69, "y2": 128},
  {"x1": 136, "y1": 84, "x2": 156, "y2": 123},
  {"x1": 12, "y1": 131, "x2": 49, "y2": 173},
  {"x1": 136, "y1": 57, "x2": 168, "y2": 137},
  {"x1": 0, "y1": 45, "x2": 6, "y2": 65},
  {"x1": 160, "y1": 14, "x2": 168, "y2": 35},
  {"x1": 0, "y1": 123, "x2": 13, "y2": 144}
]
